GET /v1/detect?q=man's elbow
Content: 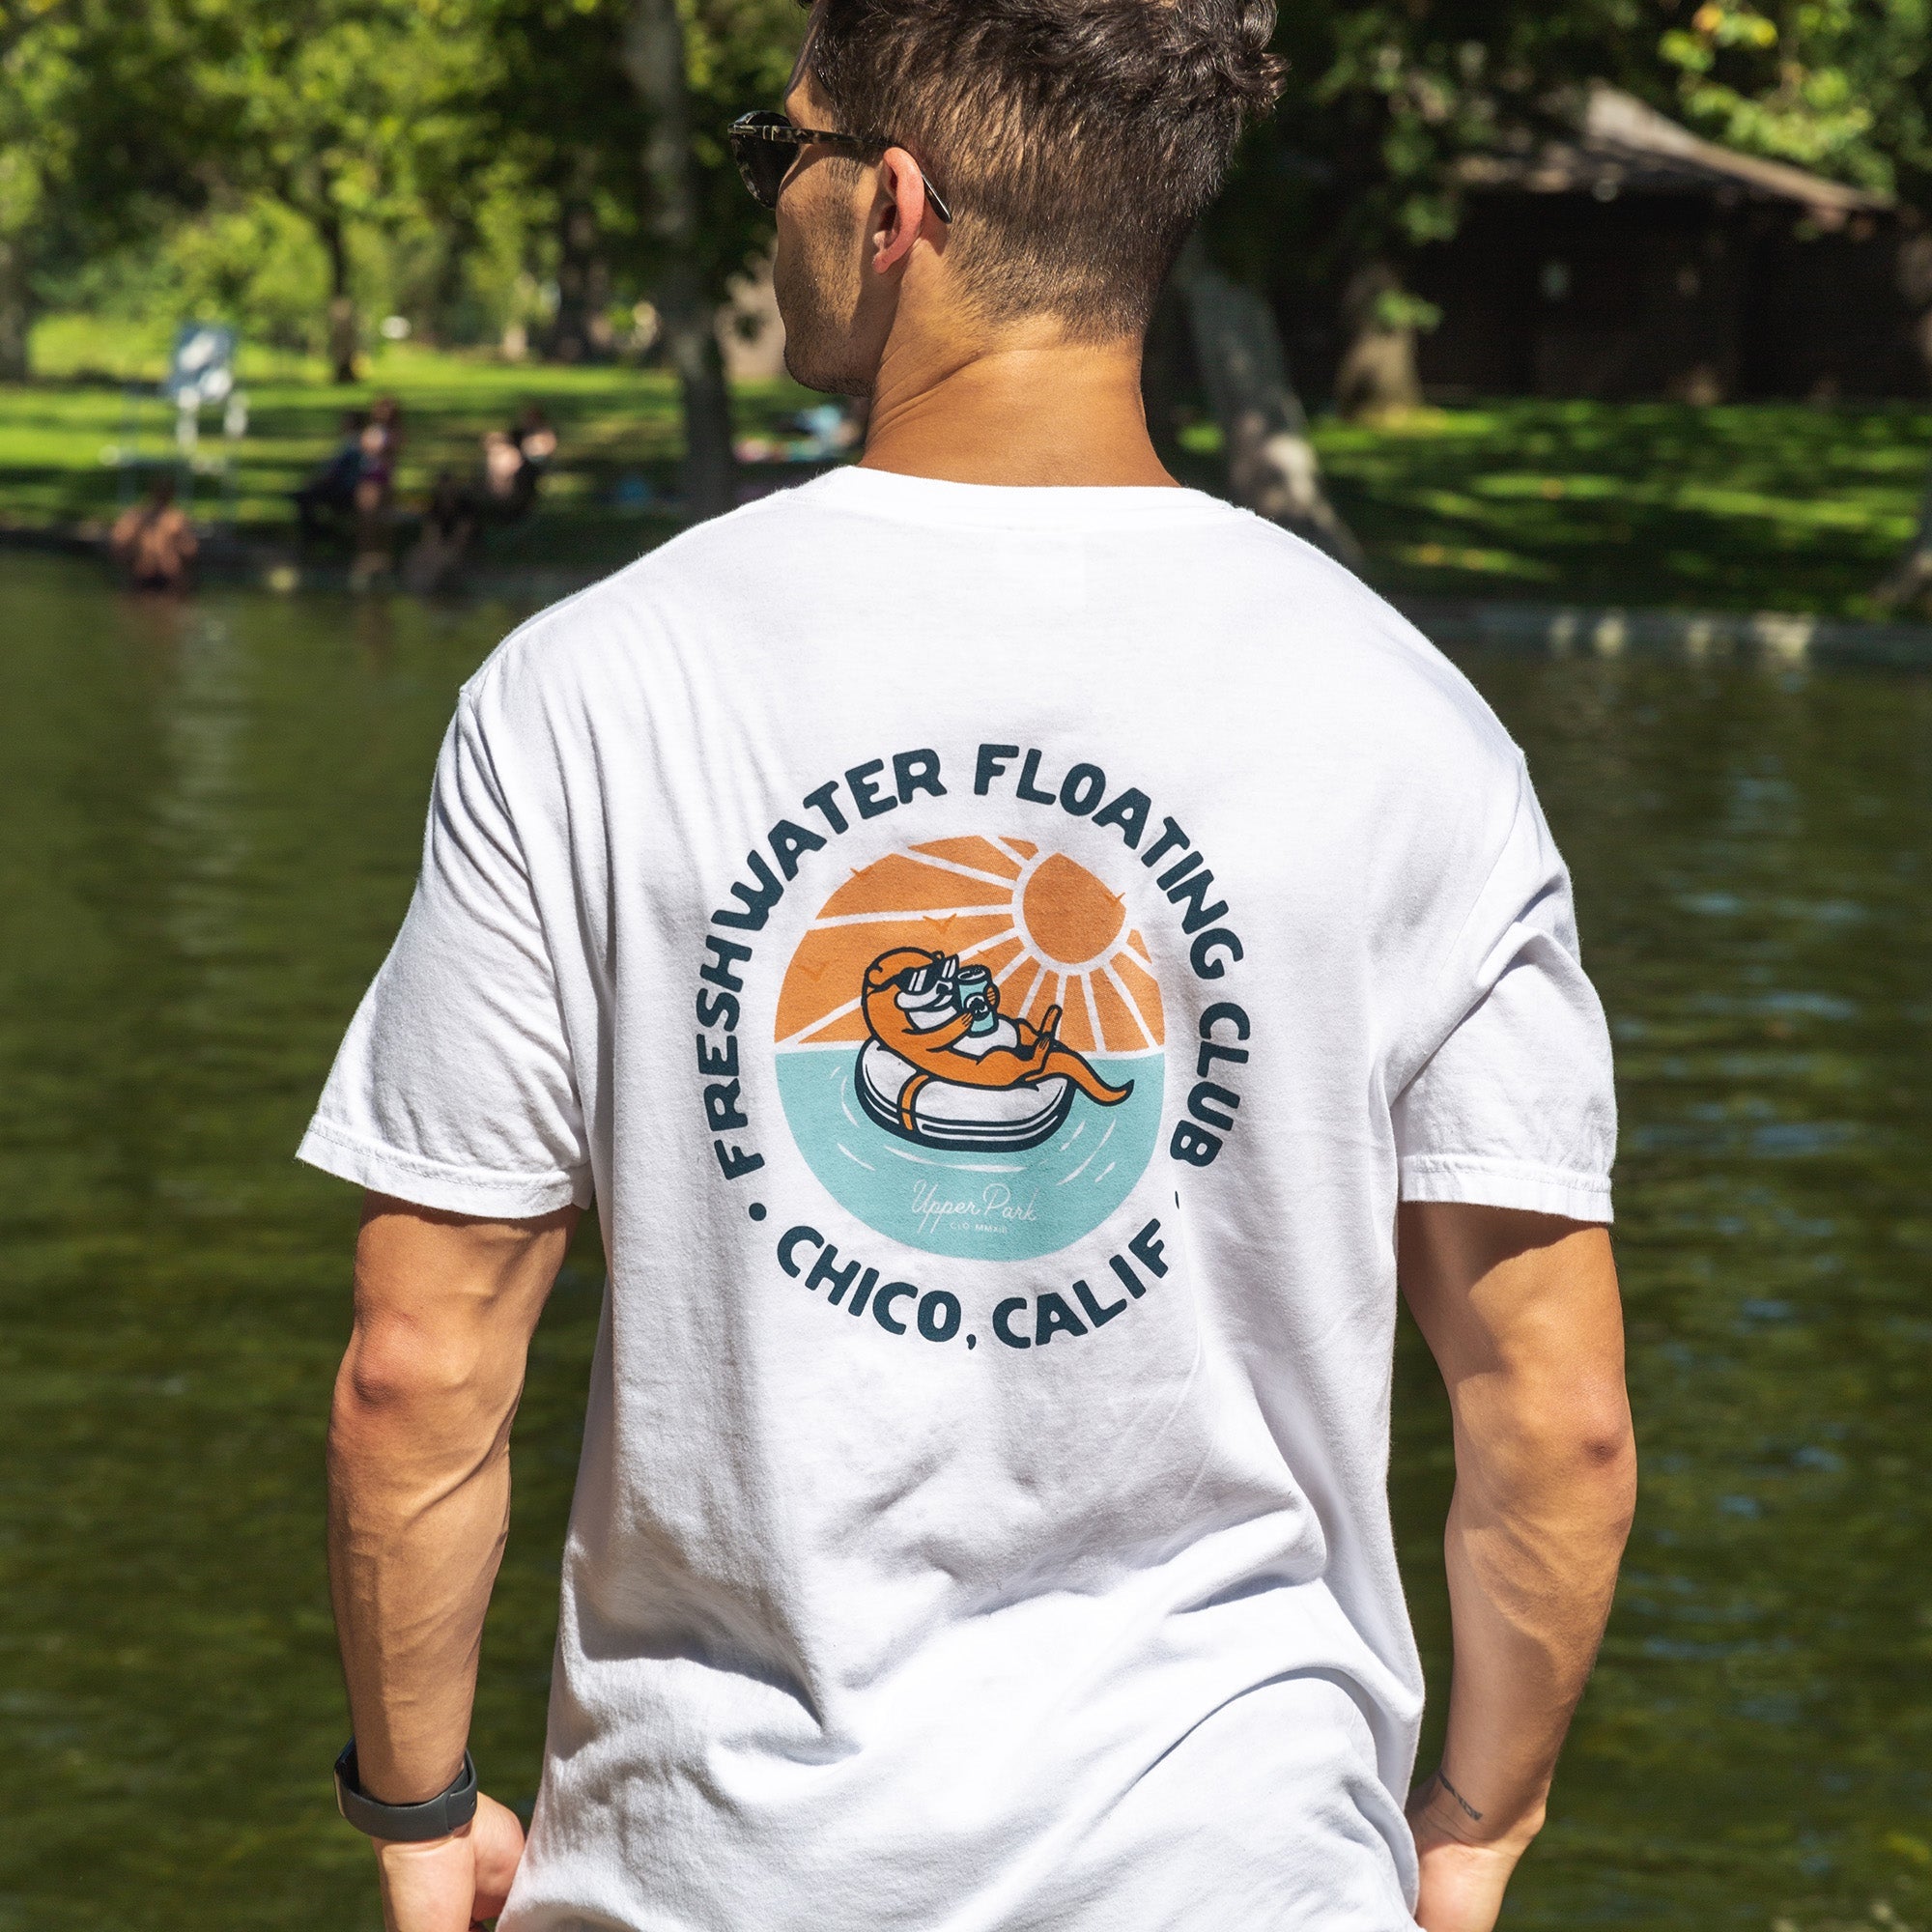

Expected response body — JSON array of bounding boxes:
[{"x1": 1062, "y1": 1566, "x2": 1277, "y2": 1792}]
[
  {"x1": 1568, "y1": 1394, "x2": 1638, "y2": 1539},
  {"x1": 331, "y1": 1316, "x2": 509, "y2": 1437}
]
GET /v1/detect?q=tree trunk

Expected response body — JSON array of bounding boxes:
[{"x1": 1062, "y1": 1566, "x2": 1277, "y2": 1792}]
[
  {"x1": 1174, "y1": 237, "x2": 1363, "y2": 569},
  {"x1": 546, "y1": 199, "x2": 604, "y2": 363},
  {"x1": 623, "y1": 0, "x2": 735, "y2": 522},
  {"x1": 1334, "y1": 261, "x2": 1422, "y2": 422},
  {"x1": 0, "y1": 232, "x2": 32, "y2": 382},
  {"x1": 318, "y1": 210, "x2": 358, "y2": 385}
]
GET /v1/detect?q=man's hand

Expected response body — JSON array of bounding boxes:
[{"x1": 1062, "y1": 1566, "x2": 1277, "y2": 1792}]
[
  {"x1": 1406, "y1": 1769, "x2": 1533, "y2": 1932},
  {"x1": 1399, "y1": 1204, "x2": 1636, "y2": 1932},
  {"x1": 375, "y1": 1795, "x2": 526, "y2": 1932},
  {"x1": 329, "y1": 1194, "x2": 577, "y2": 1926}
]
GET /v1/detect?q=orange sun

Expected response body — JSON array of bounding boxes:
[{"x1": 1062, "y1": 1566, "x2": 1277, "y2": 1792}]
[{"x1": 777, "y1": 837, "x2": 1164, "y2": 1057}]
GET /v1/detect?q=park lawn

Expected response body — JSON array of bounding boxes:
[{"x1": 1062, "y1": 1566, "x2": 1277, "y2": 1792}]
[
  {"x1": 1304, "y1": 400, "x2": 1931, "y2": 617},
  {"x1": 0, "y1": 336, "x2": 827, "y2": 571},
  {"x1": 3, "y1": 323, "x2": 1928, "y2": 613}
]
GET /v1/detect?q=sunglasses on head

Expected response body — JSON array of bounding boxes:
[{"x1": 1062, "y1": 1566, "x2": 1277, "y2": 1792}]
[{"x1": 726, "y1": 110, "x2": 953, "y2": 222}]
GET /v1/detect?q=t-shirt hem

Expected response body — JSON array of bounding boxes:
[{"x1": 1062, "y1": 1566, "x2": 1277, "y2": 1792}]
[
  {"x1": 297, "y1": 1118, "x2": 590, "y2": 1219},
  {"x1": 1398, "y1": 1154, "x2": 1613, "y2": 1224}
]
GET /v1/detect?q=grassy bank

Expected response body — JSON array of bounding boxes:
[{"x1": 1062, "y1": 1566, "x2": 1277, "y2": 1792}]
[
  {"x1": 1304, "y1": 400, "x2": 1931, "y2": 618},
  {"x1": 3, "y1": 322, "x2": 1928, "y2": 611},
  {"x1": 2, "y1": 333, "x2": 825, "y2": 575}
]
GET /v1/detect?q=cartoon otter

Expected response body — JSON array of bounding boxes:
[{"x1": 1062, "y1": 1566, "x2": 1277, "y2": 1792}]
[{"x1": 856, "y1": 948, "x2": 1132, "y2": 1148}]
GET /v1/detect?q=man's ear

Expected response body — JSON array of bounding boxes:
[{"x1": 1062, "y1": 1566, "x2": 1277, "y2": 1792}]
[{"x1": 870, "y1": 147, "x2": 939, "y2": 277}]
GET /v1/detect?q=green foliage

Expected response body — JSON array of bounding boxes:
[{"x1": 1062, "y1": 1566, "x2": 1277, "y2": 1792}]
[
  {"x1": 0, "y1": 0, "x2": 805, "y2": 371},
  {"x1": 474, "y1": 0, "x2": 800, "y2": 294},
  {"x1": 1658, "y1": 0, "x2": 1932, "y2": 197},
  {"x1": 1221, "y1": 0, "x2": 1658, "y2": 286},
  {"x1": 5, "y1": 0, "x2": 1932, "y2": 390}
]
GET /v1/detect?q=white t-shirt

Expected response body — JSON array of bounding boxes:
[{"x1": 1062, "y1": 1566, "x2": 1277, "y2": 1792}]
[{"x1": 300, "y1": 469, "x2": 1615, "y2": 1932}]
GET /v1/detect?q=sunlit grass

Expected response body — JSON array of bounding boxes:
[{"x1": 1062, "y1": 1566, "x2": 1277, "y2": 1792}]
[
  {"x1": 1305, "y1": 399, "x2": 1932, "y2": 615},
  {"x1": 3, "y1": 334, "x2": 1929, "y2": 612},
  {"x1": 0, "y1": 338, "x2": 825, "y2": 572}
]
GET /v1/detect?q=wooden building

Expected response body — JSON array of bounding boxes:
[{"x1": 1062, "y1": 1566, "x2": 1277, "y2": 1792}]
[{"x1": 1412, "y1": 87, "x2": 1923, "y2": 403}]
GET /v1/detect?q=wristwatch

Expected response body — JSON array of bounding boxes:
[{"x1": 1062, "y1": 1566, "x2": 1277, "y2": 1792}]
[{"x1": 334, "y1": 1740, "x2": 479, "y2": 1841}]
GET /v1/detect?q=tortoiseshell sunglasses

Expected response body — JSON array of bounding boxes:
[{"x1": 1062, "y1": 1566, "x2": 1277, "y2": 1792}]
[{"x1": 726, "y1": 110, "x2": 953, "y2": 222}]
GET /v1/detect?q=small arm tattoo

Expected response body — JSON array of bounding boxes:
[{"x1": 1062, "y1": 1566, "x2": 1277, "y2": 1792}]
[{"x1": 1436, "y1": 1769, "x2": 1484, "y2": 1823}]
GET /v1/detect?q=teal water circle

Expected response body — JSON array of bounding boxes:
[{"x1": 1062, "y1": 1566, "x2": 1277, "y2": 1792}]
[{"x1": 776, "y1": 1048, "x2": 1165, "y2": 1262}]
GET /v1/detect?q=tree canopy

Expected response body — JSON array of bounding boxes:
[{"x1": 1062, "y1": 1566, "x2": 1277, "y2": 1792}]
[{"x1": 3, "y1": 0, "x2": 1931, "y2": 388}]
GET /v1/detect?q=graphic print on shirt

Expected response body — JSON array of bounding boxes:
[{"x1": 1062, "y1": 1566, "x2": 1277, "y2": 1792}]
[{"x1": 774, "y1": 836, "x2": 1167, "y2": 1261}]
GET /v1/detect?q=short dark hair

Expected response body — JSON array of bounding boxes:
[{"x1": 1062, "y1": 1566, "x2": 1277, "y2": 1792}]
[{"x1": 799, "y1": 0, "x2": 1285, "y2": 338}]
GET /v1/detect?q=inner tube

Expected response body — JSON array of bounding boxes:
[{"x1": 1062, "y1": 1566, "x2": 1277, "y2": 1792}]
[{"x1": 856, "y1": 1041, "x2": 1075, "y2": 1151}]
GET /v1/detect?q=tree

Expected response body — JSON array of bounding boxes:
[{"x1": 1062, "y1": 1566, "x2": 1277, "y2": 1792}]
[
  {"x1": 1219, "y1": 0, "x2": 1662, "y2": 417},
  {"x1": 624, "y1": 0, "x2": 735, "y2": 517},
  {"x1": 477, "y1": 0, "x2": 795, "y2": 513},
  {"x1": 1172, "y1": 236, "x2": 1363, "y2": 563},
  {"x1": 180, "y1": 0, "x2": 486, "y2": 382},
  {"x1": 1636, "y1": 0, "x2": 1932, "y2": 605},
  {"x1": 0, "y1": 0, "x2": 220, "y2": 378}
]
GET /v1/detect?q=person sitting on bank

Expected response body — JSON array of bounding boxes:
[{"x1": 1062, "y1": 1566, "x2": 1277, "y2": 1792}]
[
  {"x1": 110, "y1": 472, "x2": 198, "y2": 592},
  {"x1": 351, "y1": 401, "x2": 405, "y2": 582},
  {"x1": 478, "y1": 406, "x2": 557, "y2": 524},
  {"x1": 294, "y1": 412, "x2": 368, "y2": 541}
]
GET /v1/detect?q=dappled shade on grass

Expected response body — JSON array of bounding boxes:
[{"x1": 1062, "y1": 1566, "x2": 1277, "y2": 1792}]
[
  {"x1": 1307, "y1": 401, "x2": 1931, "y2": 618},
  {"x1": 0, "y1": 346, "x2": 821, "y2": 571},
  {"x1": 2, "y1": 348, "x2": 1929, "y2": 614}
]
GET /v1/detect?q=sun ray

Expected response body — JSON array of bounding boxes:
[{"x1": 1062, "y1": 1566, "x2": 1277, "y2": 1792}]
[
  {"x1": 780, "y1": 994, "x2": 865, "y2": 1048},
  {"x1": 777, "y1": 843, "x2": 1162, "y2": 1057},
  {"x1": 810, "y1": 905, "x2": 1015, "y2": 929},
  {"x1": 904, "y1": 847, "x2": 1025, "y2": 889},
  {"x1": 1000, "y1": 957, "x2": 1041, "y2": 1011},
  {"x1": 1100, "y1": 958, "x2": 1156, "y2": 1050},
  {"x1": 957, "y1": 925, "x2": 1023, "y2": 962},
  {"x1": 1111, "y1": 948, "x2": 1164, "y2": 1042},
  {"x1": 1081, "y1": 971, "x2": 1105, "y2": 1052},
  {"x1": 1026, "y1": 971, "x2": 1061, "y2": 1029}
]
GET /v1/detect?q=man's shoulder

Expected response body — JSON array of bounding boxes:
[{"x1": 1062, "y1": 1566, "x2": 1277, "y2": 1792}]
[
  {"x1": 459, "y1": 488, "x2": 813, "y2": 708},
  {"x1": 1195, "y1": 507, "x2": 1524, "y2": 779}
]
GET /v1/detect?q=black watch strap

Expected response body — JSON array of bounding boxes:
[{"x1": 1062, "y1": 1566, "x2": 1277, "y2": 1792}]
[{"x1": 334, "y1": 1741, "x2": 479, "y2": 1842}]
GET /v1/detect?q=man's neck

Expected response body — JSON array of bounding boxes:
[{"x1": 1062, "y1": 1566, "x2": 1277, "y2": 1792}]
[{"x1": 859, "y1": 329, "x2": 1176, "y2": 489}]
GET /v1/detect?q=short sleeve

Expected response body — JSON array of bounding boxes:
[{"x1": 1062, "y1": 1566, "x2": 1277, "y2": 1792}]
[
  {"x1": 298, "y1": 691, "x2": 591, "y2": 1219},
  {"x1": 1392, "y1": 762, "x2": 1616, "y2": 1223}
]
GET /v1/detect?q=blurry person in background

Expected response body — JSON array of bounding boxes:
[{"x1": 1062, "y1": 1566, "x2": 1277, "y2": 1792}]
[
  {"x1": 294, "y1": 411, "x2": 368, "y2": 542},
  {"x1": 514, "y1": 403, "x2": 558, "y2": 474},
  {"x1": 480, "y1": 406, "x2": 559, "y2": 523},
  {"x1": 403, "y1": 472, "x2": 480, "y2": 595},
  {"x1": 352, "y1": 398, "x2": 404, "y2": 584},
  {"x1": 309, "y1": 3, "x2": 1635, "y2": 1930},
  {"x1": 110, "y1": 471, "x2": 198, "y2": 592}
]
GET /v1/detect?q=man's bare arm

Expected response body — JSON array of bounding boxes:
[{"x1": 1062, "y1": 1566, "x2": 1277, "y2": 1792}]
[
  {"x1": 327, "y1": 1192, "x2": 577, "y2": 1931},
  {"x1": 1397, "y1": 1203, "x2": 1636, "y2": 1932}
]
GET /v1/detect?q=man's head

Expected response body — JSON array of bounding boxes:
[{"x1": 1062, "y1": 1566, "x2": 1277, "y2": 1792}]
[{"x1": 771, "y1": 0, "x2": 1283, "y2": 394}]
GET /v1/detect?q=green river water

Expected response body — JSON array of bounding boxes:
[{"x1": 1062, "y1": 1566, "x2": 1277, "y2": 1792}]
[{"x1": 1, "y1": 554, "x2": 1926, "y2": 1929}]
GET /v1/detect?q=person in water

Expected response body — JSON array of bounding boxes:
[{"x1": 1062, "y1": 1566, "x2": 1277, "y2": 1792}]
[{"x1": 861, "y1": 947, "x2": 1132, "y2": 1106}]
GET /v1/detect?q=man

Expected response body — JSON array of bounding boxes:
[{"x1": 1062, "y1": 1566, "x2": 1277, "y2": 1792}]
[{"x1": 305, "y1": 2, "x2": 1635, "y2": 1927}]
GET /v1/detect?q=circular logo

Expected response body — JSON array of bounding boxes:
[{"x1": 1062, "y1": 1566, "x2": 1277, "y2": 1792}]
[{"x1": 775, "y1": 835, "x2": 1166, "y2": 1260}]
